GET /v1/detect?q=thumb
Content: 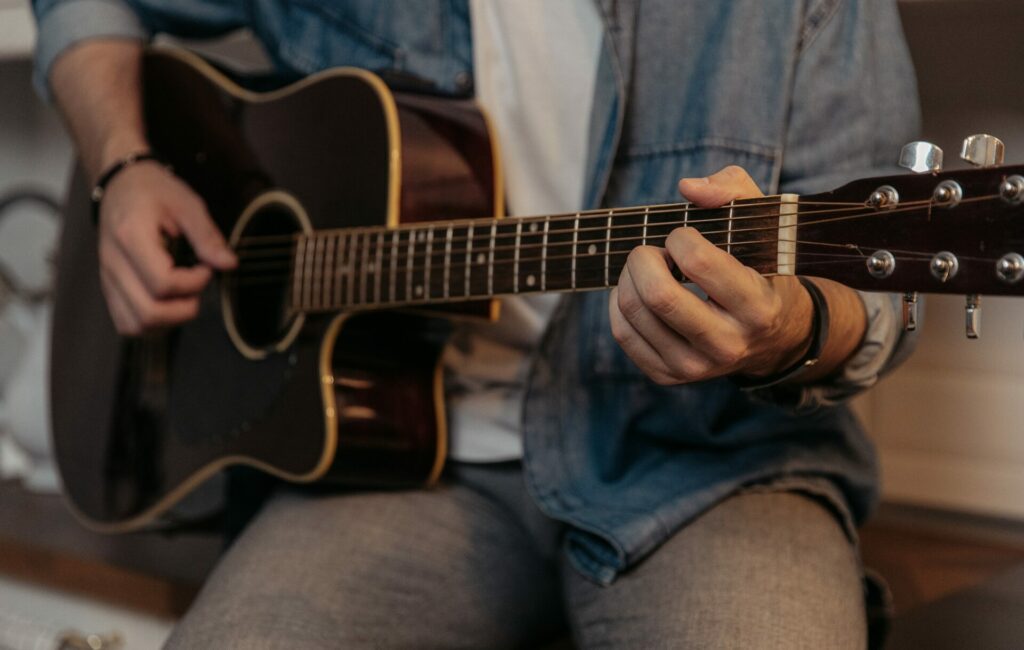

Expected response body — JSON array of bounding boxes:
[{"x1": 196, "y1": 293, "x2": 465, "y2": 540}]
[
  {"x1": 678, "y1": 165, "x2": 764, "y2": 208},
  {"x1": 175, "y1": 197, "x2": 237, "y2": 270}
]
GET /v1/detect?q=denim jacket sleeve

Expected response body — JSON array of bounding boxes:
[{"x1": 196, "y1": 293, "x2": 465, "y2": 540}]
[
  {"x1": 761, "y1": 0, "x2": 922, "y2": 410},
  {"x1": 31, "y1": 0, "x2": 247, "y2": 101}
]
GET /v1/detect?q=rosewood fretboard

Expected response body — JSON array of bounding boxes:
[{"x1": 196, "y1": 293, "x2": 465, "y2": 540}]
[{"x1": 237, "y1": 195, "x2": 799, "y2": 313}]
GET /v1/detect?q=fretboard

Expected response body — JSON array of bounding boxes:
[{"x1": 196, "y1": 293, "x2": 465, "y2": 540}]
[{"x1": 284, "y1": 195, "x2": 798, "y2": 313}]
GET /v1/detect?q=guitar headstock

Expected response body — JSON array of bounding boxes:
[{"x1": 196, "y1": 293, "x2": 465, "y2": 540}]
[{"x1": 798, "y1": 135, "x2": 1024, "y2": 338}]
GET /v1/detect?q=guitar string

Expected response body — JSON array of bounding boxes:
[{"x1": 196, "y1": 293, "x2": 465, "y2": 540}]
[
  {"x1": 229, "y1": 241, "x2": 998, "y2": 297},
  {"x1": 233, "y1": 200, "x2": 921, "y2": 257},
  {"x1": 287, "y1": 253, "x2": 975, "y2": 313},
  {"x1": 231, "y1": 197, "x2": 953, "y2": 273},
  {"x1": 227, "y1": 198, "x2": 966, "y2": 279},
  {"x1": 233, "y1": 198, "x2": 866, "y2": 247}
]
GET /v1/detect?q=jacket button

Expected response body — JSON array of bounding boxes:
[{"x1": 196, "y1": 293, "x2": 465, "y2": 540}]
[{"x1": 454, "y1": 71, "x2": 473, "y2": 92}]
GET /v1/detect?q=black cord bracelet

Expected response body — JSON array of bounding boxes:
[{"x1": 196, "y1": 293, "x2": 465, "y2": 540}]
[
  {"x1": 90, "y1": 151, "x2": 168, "y2": 226},
  {"x1": 732, "y1": 276, "x2": 830, "y2": 390}
]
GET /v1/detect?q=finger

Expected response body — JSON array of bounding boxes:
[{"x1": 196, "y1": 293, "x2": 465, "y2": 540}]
[
  {"x1": 677, "y1": 165, "x2": 764, "y2": 208},
  {"x1": 100, "y1": 270, "x2": 141, "y2": 335},
  {"x1": 609, "y1": 287, "x2": 677, "y2": 384},
  {"x1": 173, "y1": 193, "x2": 237, "y2": 270},
  {"x1": 101, "y1": 244, "x2": 202, "y2": 330},
  {"x1": 614, "y1": 263, "x2": 718, "y2": 378},
  {"x1": 665, "y1": 227, "x2": 772, "y2": 321},
  {"x1": 112, "y1": 218, "x2": 213, "y2": 299},
  {"x1": 624, "y1": 246, "x2": 749, "y2": 367}
]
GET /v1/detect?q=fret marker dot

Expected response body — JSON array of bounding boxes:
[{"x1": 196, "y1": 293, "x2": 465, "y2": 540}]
[
  {"x1": 415, "y1": 285, "x2": 423, "y2": 297},
  {"x1": 529, "y1": 222, "x2": 539, "y2": 233},
  {"x1": 477, "y1": 253, "x2": 486, "y2": 264},
  {"x1": 526, "y1": 274, "x2": 536, "y2": 287},
  {"x1": 588, "y1": 244, "x2": 597, "y2": 255}
]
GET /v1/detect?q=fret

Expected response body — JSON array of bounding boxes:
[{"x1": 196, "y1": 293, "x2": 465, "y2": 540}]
[
  {"x1": 405, "y1": 228, "x2": 416, "y2": 301},
  {"x1": 726, "y1": 199, "x2": 735, "y2": 255},
  {"x1": 339, "y1": 231, "x2": 352, "y2": 307},
  {"x1": 359, "y1": 231, "x2": 370, "y2": 305},
  {"x1": 518, "y1": 218, "x2": 545, "y2": 293},
  {"x1": 513, "y1": 220, "x2": 522, "y2": 293},
  {"x1": 323, "y1": 233, "x2": 335, "y2": 309},
  {"x1": 443, "y1": 223, "x2": 453, "y2": 299},
  {"x1": 302, "y1": 236, "x2": 315, "y2": 310},
  {"x1": 487, "y1": 221, "x2": 496, "y2": 296},
  {"x1": 311, "y1": 235, "x2": 322, "y2": 310},
  {"x1": 604, "y1": 210, "x2": 613, "y2": 287},
  {"x1": 541, "y1": 216, "x2": 550, "y2": 291},
  {"x1": 575, "y1": 211, "x2": 606, "y2": 290},
  {"x1": 389, "y1": 230, "x2": 399, "y2": 304},
  {"x1": 468, "y1": 221, "x2": 491, "y2": 297},
  {"x1": 544, "y1": 212, "x2": 574, "y2": 292},
  {"x1": 373, "y1": 231, "x2": 384, "y2": 305},
  {"x1": 292, "y1": 237, "x2": 305, "y2": 313},
  {"x1": 346, "y1": 231, "x2": 357, "y2": 307},
  {"x1": 571, "y1": 213, "x2": 579, "y2": 289},
  {"x1": 607, "y1": 206, "x2": 646, "y2": 287},
  {"x1": 725, "y1": 195, "x2": 788, "y2": 275},
  {"x1": 464, "y1": 223, "x2": 474, "y2": 297},
  {"x1": 492, "y1": 221, "x2": 519, "y2": 295},
  {"x1": 424, "y1": 226, "x2": 434, "y2": 300}
]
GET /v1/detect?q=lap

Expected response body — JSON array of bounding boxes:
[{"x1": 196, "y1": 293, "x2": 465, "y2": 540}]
[
  {"x1": 165, "y1": 478, "x2": 564, "y2": 649},
  {"x1": 562, "y1": 490, "x2": 867, "y2": 649}
]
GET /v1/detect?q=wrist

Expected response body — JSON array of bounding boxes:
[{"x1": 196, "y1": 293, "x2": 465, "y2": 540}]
[{"x1": 732, "y1": 277, "x2": 827, "y2": 389}]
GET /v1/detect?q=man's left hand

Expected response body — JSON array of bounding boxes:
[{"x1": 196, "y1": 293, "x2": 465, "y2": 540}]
[{"x1": 609, "y1": 165, "x2": 815, "y2": 386}]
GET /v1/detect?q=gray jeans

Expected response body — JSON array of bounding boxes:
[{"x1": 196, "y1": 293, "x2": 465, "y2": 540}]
[{"x1": 166, "y1": 463, "x2": 866, "y2": 649}]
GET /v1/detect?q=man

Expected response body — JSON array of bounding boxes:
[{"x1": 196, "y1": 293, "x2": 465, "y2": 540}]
[{"x1": 33, "y1": 0, "x2": 919, "y2": 646}]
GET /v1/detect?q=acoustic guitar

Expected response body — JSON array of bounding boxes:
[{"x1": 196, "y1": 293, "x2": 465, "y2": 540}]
[{"x1": 51, "y1": 47, "x2": 1024, "y2": 532}]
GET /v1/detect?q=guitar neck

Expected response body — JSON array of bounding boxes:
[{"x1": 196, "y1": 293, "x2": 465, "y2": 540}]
[{"x1": 277, "y1": 195, "x2": 799, "y2": 313}]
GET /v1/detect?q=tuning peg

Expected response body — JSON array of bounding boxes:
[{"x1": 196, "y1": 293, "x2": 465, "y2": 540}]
[
  {"x1": 961, "y1": 134, "x2": 1005, "y2": 167},
  {"x1": 902, "y1": 292, "x2": 919, "y2": 331},
  {"x1": 965, "y1": 294, "x2": 981, "y2": 339},
  {"x1": 899, "y1": 142, "x2": 943, "y2": 173}
]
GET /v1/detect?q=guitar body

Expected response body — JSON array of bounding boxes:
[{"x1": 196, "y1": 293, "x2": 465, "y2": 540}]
[{"x1": 51, "y1": 48, "x2": 501, "y2": 531}]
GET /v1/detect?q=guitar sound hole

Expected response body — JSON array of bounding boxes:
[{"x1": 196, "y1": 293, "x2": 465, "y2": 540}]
[{"x1": 225, "y1": 199, "x2": 304, "y2": 355}]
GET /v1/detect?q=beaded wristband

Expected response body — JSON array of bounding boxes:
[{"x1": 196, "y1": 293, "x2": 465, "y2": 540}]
[
  {"x1": 732, "y1": 276, "x2": 830, "y2": 390},
  {"x1": 90, "y1": 151, "x2": 167, "y2": 226}
]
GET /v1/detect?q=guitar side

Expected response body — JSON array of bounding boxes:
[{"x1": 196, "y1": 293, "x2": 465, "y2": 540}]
[{"x1": 50, "y1": 47, "x2": 500, "y2": 531}]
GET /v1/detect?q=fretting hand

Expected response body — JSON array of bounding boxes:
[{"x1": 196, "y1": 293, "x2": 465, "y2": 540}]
[{"x1": 609, "y1": 165, "x2": 818, "y2": 386}]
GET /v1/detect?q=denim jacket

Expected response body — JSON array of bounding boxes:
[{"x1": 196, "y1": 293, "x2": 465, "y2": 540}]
[{"x1": 34, "y1": 0, "x2": 920, "y2": 584}]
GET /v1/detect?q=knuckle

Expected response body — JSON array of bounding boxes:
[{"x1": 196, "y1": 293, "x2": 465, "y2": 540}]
[
  {"x1": 650, "y1": 371, "x2": 678, "y2": 387},
  {"x1": 618, "y1": 289, "x2": 645, "y2": 322},
  {"x1": 668, "y1": 354, "x2": 706, "y2": 381},
  {"x1": 643, "y1": 284, "x2": 677, "y2": 319},
  {"x1": 681, "y1": 247, "x2": 714, "y2": 278}
]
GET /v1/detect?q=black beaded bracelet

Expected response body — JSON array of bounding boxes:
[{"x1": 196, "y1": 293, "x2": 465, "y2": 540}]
[
  {"x1": 90, "y1": 151, "x2": 167, "y2": 226},
  {"x1": 732, "y1": 276, "x2": 830, "y2": 390}
]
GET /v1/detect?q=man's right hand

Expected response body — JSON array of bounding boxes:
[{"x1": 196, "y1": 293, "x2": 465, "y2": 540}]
[{"x1": 96, "y1": 162, "x2": 236, "y2": 335}]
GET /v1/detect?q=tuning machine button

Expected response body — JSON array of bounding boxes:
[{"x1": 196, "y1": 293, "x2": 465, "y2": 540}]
[
  {"x1": 961, "y1": 134, "x2": 1005, "y2": 167},
  {"x1": 965, "y1": 294, "x2": 981, "y2": 339},
  {"x1": 930, "y1": 251, "x2": 960, "y2": 283},
  {"x1": 1000, "y1": 175, "x2": 1024, "y2": 204},
  {"x1": 996, "y1": 253, "x2": 1024, "y2": 284},
  {"x1": 866, "y1": 250, "x2": 896, "y2": 279},
  {"x1": 867, "y1": 185, "x2": 899, "y2": 209},
  {"x1": 902, "y1": 292, "x2": 919, "y2": 331},
  {"x1": 899, "y1": 142, "x2": 944, "y2": 173},
  {"x1": 932, "y1": 180, "x2": 963, "y2": 208}
]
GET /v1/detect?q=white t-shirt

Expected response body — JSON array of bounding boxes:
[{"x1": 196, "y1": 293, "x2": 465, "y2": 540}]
[{"x1": 444, "y1": 1, "x2": 603, "y2": 461}]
